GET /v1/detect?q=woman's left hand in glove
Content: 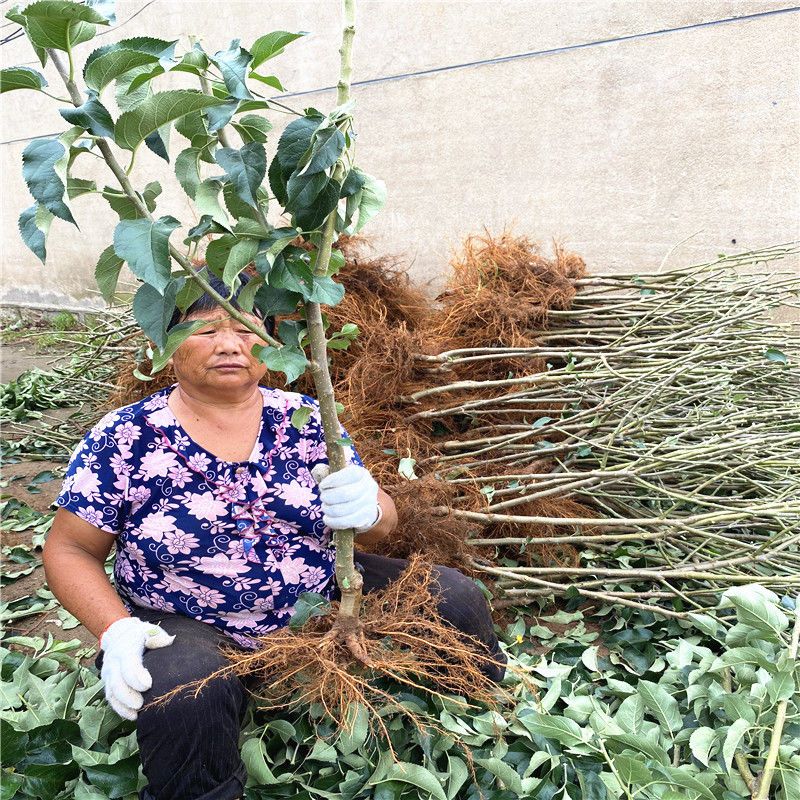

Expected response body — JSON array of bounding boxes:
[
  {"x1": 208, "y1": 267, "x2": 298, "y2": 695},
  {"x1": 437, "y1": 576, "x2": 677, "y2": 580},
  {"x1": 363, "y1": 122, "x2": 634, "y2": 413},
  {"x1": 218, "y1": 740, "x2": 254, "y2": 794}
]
[{"x1": 317, "y1": 464, "x2": 381, "y2": 533}]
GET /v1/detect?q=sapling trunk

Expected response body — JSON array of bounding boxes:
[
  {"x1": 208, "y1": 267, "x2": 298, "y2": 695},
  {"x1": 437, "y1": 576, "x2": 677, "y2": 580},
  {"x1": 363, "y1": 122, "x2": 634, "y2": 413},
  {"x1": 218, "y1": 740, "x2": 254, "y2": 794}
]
[{"x1": 302, "y1": 0, "x2": 373, "y2": 665}]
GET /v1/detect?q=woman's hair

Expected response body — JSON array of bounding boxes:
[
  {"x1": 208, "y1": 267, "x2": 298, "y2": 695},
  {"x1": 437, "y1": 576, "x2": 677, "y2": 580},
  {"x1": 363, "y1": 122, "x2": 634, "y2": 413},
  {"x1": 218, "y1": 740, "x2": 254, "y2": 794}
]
[{"x1": 168, "y1": 273, "x2": 276, "y2": 337}]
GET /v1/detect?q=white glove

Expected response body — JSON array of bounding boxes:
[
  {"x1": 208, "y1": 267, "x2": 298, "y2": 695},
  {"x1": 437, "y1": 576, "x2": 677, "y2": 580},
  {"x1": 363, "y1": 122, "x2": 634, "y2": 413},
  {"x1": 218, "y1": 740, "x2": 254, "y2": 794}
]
[
  {"x1": 100, "y1": 616, "x2": 175, "y2": 721},
  {"x1": 315, "y1": 464, "x2": 381, "y2": 533}
]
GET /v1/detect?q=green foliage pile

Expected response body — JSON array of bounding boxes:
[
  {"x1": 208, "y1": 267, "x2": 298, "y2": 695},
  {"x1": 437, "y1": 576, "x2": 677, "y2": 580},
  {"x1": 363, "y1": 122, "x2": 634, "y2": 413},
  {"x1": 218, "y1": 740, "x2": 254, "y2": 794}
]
[{"x1": 2, "y1": 565, "x2": 798, "y2": 799}]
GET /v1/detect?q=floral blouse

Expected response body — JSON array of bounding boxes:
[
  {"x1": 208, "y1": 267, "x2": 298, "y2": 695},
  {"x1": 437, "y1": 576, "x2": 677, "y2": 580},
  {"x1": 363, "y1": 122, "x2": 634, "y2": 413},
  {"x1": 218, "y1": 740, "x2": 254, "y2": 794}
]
[{"x1": 55, "y1": 384, "x2": 363, "y2": 648}]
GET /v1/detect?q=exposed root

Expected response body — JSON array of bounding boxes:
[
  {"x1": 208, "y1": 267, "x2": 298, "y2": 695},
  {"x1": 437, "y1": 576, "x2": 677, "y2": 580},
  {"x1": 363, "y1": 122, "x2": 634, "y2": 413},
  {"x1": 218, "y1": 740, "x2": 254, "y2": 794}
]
[{"x1": 146, "y1": 556, "x2": 531, "y2": 754}]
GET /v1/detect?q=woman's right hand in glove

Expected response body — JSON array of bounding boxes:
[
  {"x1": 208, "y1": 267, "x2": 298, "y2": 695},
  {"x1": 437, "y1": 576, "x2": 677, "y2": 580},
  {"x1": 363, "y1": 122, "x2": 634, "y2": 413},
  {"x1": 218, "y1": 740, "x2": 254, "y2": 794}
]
[{"x1": 99, "y1": 616, "x2": 175, "y2": 720}]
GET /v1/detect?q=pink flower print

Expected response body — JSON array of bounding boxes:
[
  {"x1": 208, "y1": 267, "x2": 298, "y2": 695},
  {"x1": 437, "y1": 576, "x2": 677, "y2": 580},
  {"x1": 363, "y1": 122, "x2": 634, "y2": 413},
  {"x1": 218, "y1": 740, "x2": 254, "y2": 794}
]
[
  {"x1": 297, "y1": 534, "x2": 326, "y2": 554},
  {"x1": 262, "y1": 577, "x2": 282, "y2": 597},
  {"x1": 138, "y1": 511, "x2": 177, "y2": 542},
  {"x1": 139, "y1": 449, "x2": 179, "y2": 480},
  {"x1": 116, "y1": 555, "x2": 135, "y2": 583},
  {"x1": 231, "y1": 575, "x2": 259, "y2": 592},
  {"x1": 109, "y1": 451, "x2": 133, "y2": 475},
  {"x1": 270, "y1": 519, "x2": 298, "y2": 536},
  {"x1": 185, "y1": 491, "x2": 228, "y2": 522},
  {"x1": 72, "y1": 466, "x2": 101, "y2": 501},
  {"x1": 295, "y1": 436, "x2": 317, "y2": 462},
  {"x1": 300, "y1": 566, "x2": 328, "y2": 589},
  {"x1": 191, "y1": 552, "x2": 250, "y2": 578},
  {"x1": 275, "y1": 479, "x2": 315, "y2": 510},
  {"x1": 230, "y1": 631, "x2": 263, "y2": 649},
  {"x1": 116, "y1": 422, "x2": 142, "y2": 445},
  {"x1": 194, "y1": 586, "x2": 226, "y2": 608},
  {"x1": 274, "y1": 605, "x2": 295, "y2": 619},
  {"x1": 143, "y1": 394, "x2": 169, "y2": 410},
  {"x1": 187, "y1": 452, "x2": 212, "y2": 473},
  {"x1": 143, "y1": 593, "x2": 175, "y2": 612},
  {"x1": 163, "y1": 530, "x2": 200, "y2": 555},
  {"x1": 145, "y1": 407, "x2": 175, "y2": 428},
  {"x1": 296, "y1": 466, "x2": 318, "y2": 490},
  {"x1": 126, "y1": 542, "x2": 148, "y2": 567},
  {"x1": 307, "y1": 440, "x2": 327, "y2": 464},
  {"x1": 78, "y1": 506, "x2": 105, "y2": 527},
  {"x1": 167, "y1": 465, "x2": 193, "y2": 488},
  {"x1": 215, "y1": 480, "x2": 245, "y2": 503},
  {"x1": 128, "y1": 485, "x2": 151, "y2": 513},
  {"x1": 155, "y1": 571, "x2": 201, "y2": 595},
  {"x1": 173, "y1": 431, "x2": 190, "y2": 450},
  {"x1": 253, "y1": 595, "x2": 275, "y2": 613},
  {"x1": 274, "y1": 555, "x2": 308, "y2": 585},
  {"x1": 218, "y1": 609, "x2": 268, "y2": 630}
]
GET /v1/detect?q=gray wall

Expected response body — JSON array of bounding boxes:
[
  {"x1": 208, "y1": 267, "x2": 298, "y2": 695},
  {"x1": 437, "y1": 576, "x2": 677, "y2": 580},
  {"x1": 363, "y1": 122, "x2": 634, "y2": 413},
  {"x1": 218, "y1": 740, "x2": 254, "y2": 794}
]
[{"x1": 1, "y1": 1, "x2": 798, "y2": 309}]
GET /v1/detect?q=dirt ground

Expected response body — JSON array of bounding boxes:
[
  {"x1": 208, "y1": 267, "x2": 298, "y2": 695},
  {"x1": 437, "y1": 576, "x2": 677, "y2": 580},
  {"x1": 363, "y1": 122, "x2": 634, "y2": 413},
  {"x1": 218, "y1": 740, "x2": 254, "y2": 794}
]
[{"x1": 2, "y1": 340, "x2": 98, "y2": 658}]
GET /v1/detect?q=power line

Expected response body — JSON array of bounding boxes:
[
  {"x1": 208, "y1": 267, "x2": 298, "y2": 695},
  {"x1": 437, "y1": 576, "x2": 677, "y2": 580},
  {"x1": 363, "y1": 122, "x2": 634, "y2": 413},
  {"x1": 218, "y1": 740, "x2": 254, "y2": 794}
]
[{"x1": 2, "y1": 4, "x2": 797, "y2": 146}]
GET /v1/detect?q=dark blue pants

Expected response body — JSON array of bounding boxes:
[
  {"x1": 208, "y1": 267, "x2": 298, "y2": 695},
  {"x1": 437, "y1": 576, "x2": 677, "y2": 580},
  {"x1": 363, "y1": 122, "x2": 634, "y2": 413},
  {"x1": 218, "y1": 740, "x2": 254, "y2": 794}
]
[{"x1": 98, "y1": 551, "x2": 507, "y2": 800}]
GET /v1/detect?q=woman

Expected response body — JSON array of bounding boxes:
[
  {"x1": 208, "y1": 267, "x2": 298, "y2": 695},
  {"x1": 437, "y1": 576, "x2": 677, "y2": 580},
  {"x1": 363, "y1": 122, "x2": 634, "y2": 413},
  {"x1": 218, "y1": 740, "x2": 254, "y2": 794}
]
[{"x1": 44, "y1": 275, "x2": 507, "y2": 800}]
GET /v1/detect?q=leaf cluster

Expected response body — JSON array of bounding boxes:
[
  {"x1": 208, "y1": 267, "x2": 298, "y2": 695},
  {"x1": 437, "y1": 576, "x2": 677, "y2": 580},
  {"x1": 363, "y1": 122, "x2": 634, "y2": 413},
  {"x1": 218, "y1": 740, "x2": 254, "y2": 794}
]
[{"x1": 3, "y1": 0, "x2": 386, "y2": 385}]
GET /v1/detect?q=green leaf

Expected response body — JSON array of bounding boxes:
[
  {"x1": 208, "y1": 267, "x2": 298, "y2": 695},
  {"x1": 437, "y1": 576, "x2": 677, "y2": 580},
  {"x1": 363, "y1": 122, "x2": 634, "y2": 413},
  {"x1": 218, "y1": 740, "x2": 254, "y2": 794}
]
[
  {"x1": 66, "y1": 177, "x2": 97, "y2": 199},
  {"x1": 84, "y1": 50, "x2": 155, "y2": 92},
  {"x1": 133, "y1": 279, "x2": 179, "y2": 350},
  {"x1": 151, "y1": 320, "x2": 207, "y2": 373},
  {"x1": 249, "y1": 31, "x2": 307, "y2": 68},
  {"x1": 175, "y1": 147, "x2": 201, "y2": 200},
  {"x1": 765, "y1": 347, "x2": 788, "y2": 364},
  {"x1": 195, "y1": 179, "x2": 231, "y2": 230},
  {"x1": 287, "y1": 171, "x2": 328, "y2": 210},
  {"x1": 11, "y1": 0, "x2": 109, "y2": 52},
  {"x1": 722, "y1": 719, "x2": 751, "y2": 774},
  {"x1": 113, "y1": 216, "x2": 180, "y2": 294},
  {"x1": 612, "y1": 753, "x2": 653, "y2": 786},
  {"x1": 290, "y1": 406, "x2": 313, "y2": 432},
  {"x1": 253, "y1": 344, "x2": 309, "y2": 385},
  {"x1": 308, "y1": 276, "x2": 345, "y2": 307},
  {"x1": 688, "y1": 726, "x2": 716, "y2": 767},
  {"x1": 205, "y1": 99, "x2": 240, "y2": 133},
  {"x1": 59, "y1": 90, "x2": 114, "y2": 138},
  {"x1": 295, "y1": 179, "x2": 341, "y2": 231},
  {"x1": 241, "y1": 737, "x2": 277, "y2": 785},
  {"x1": 82, "y1": 753, "x2": 140, "y2": 799},
  {"x1": 18, "y1": 204, "x2": 54, "y2": 264},
  {"x1": 276, "y1": 113, "x2": 323, "y2": 171},
  {"x1": 473, "y1": 757, "x2": 523, "y2": 795},
  {"x1": 0, "y1": 770, "x2": 24, "y2": 798},
  {"x1": 344, "y1": 172, "x2": 386, "y2": 234},
  {"x1": 375, "y1": 762, "x2": 447, "y2": 800},
  {"x1": 231, "y1": 114, "x2": 272, "y2": 144},
  {"x1": 21, "y1": 138, "x2": 74, "y2": 224},
  {"x1": 637, "y1": 680, "x2": 682, "y2": 733},
  {"x1": 101, "y1": 186, "x2": 143, "y2": 219},
  {"x1": 337, "y1": 701, "x2": 369, "y2": 755},
  {"x1": 518, "y1": 712, "x2": 586, "y2": 747},
  {"x1": 21, "y1": 762, "x2": 78, "y2": 800},
  {"x1": 767, "y1": 670, "x2": 795, "y2": 704},
  {"x1": 299, "y1": 126, "x2": 345, "y2": 176},
  {"x1": 94, "y1": 245, "x2": 124, "y2": 304},
  {"x1": 614, "y1": 695, "x2": 644, "y2": 735},
  {"x1": 721, "y1": 585, "x2": 789, "y2": 639},
  {"x1": 253, "y1": 284, "x2": 301, "y2": 317},
  {"x1": 248, "y1": 72, "x2": 285, "y2": 92},
  {"x1": 222, "y1": 238, "x2": 258, "y2": 287},
  {"x1": 0, "y1": 67, "x2": 47, "y2": 94},
  {"x1": 211, "y1": 39, "x2": 253, "y2": 100},
  {"x1": 607, "y1": 734, "x2": 669, "y2": 765},
  {"x1": 653, "y1": 765, "x2": 716, "y2": 800},
  {"x1": 114, "y1": 90, "x2": 229, "y2": 151},
  {"x1": 215, "y1": 142, "x2": 267, "y2": 208}
]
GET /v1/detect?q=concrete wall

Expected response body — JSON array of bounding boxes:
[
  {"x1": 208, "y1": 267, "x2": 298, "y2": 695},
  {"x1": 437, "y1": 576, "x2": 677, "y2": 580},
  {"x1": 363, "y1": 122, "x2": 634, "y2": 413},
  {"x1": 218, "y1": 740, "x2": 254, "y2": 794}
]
[{"x1": 1, "y1": 0, "x2": 798, "y2": 309}]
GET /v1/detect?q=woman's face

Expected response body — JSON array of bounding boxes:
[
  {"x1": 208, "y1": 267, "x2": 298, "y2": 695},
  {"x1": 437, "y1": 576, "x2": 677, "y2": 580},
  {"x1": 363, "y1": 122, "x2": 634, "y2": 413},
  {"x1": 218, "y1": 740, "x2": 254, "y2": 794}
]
[{"x1": 169, "y1": 306, "x2": 269, "y2": 393}]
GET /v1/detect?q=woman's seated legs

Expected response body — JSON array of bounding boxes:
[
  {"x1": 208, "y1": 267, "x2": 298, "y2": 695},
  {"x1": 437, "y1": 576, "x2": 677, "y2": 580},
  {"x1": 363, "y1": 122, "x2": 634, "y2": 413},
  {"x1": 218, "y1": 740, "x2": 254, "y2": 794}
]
[{"x1": 95, "y1": 607, "x2": 251, "y2": 800}]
